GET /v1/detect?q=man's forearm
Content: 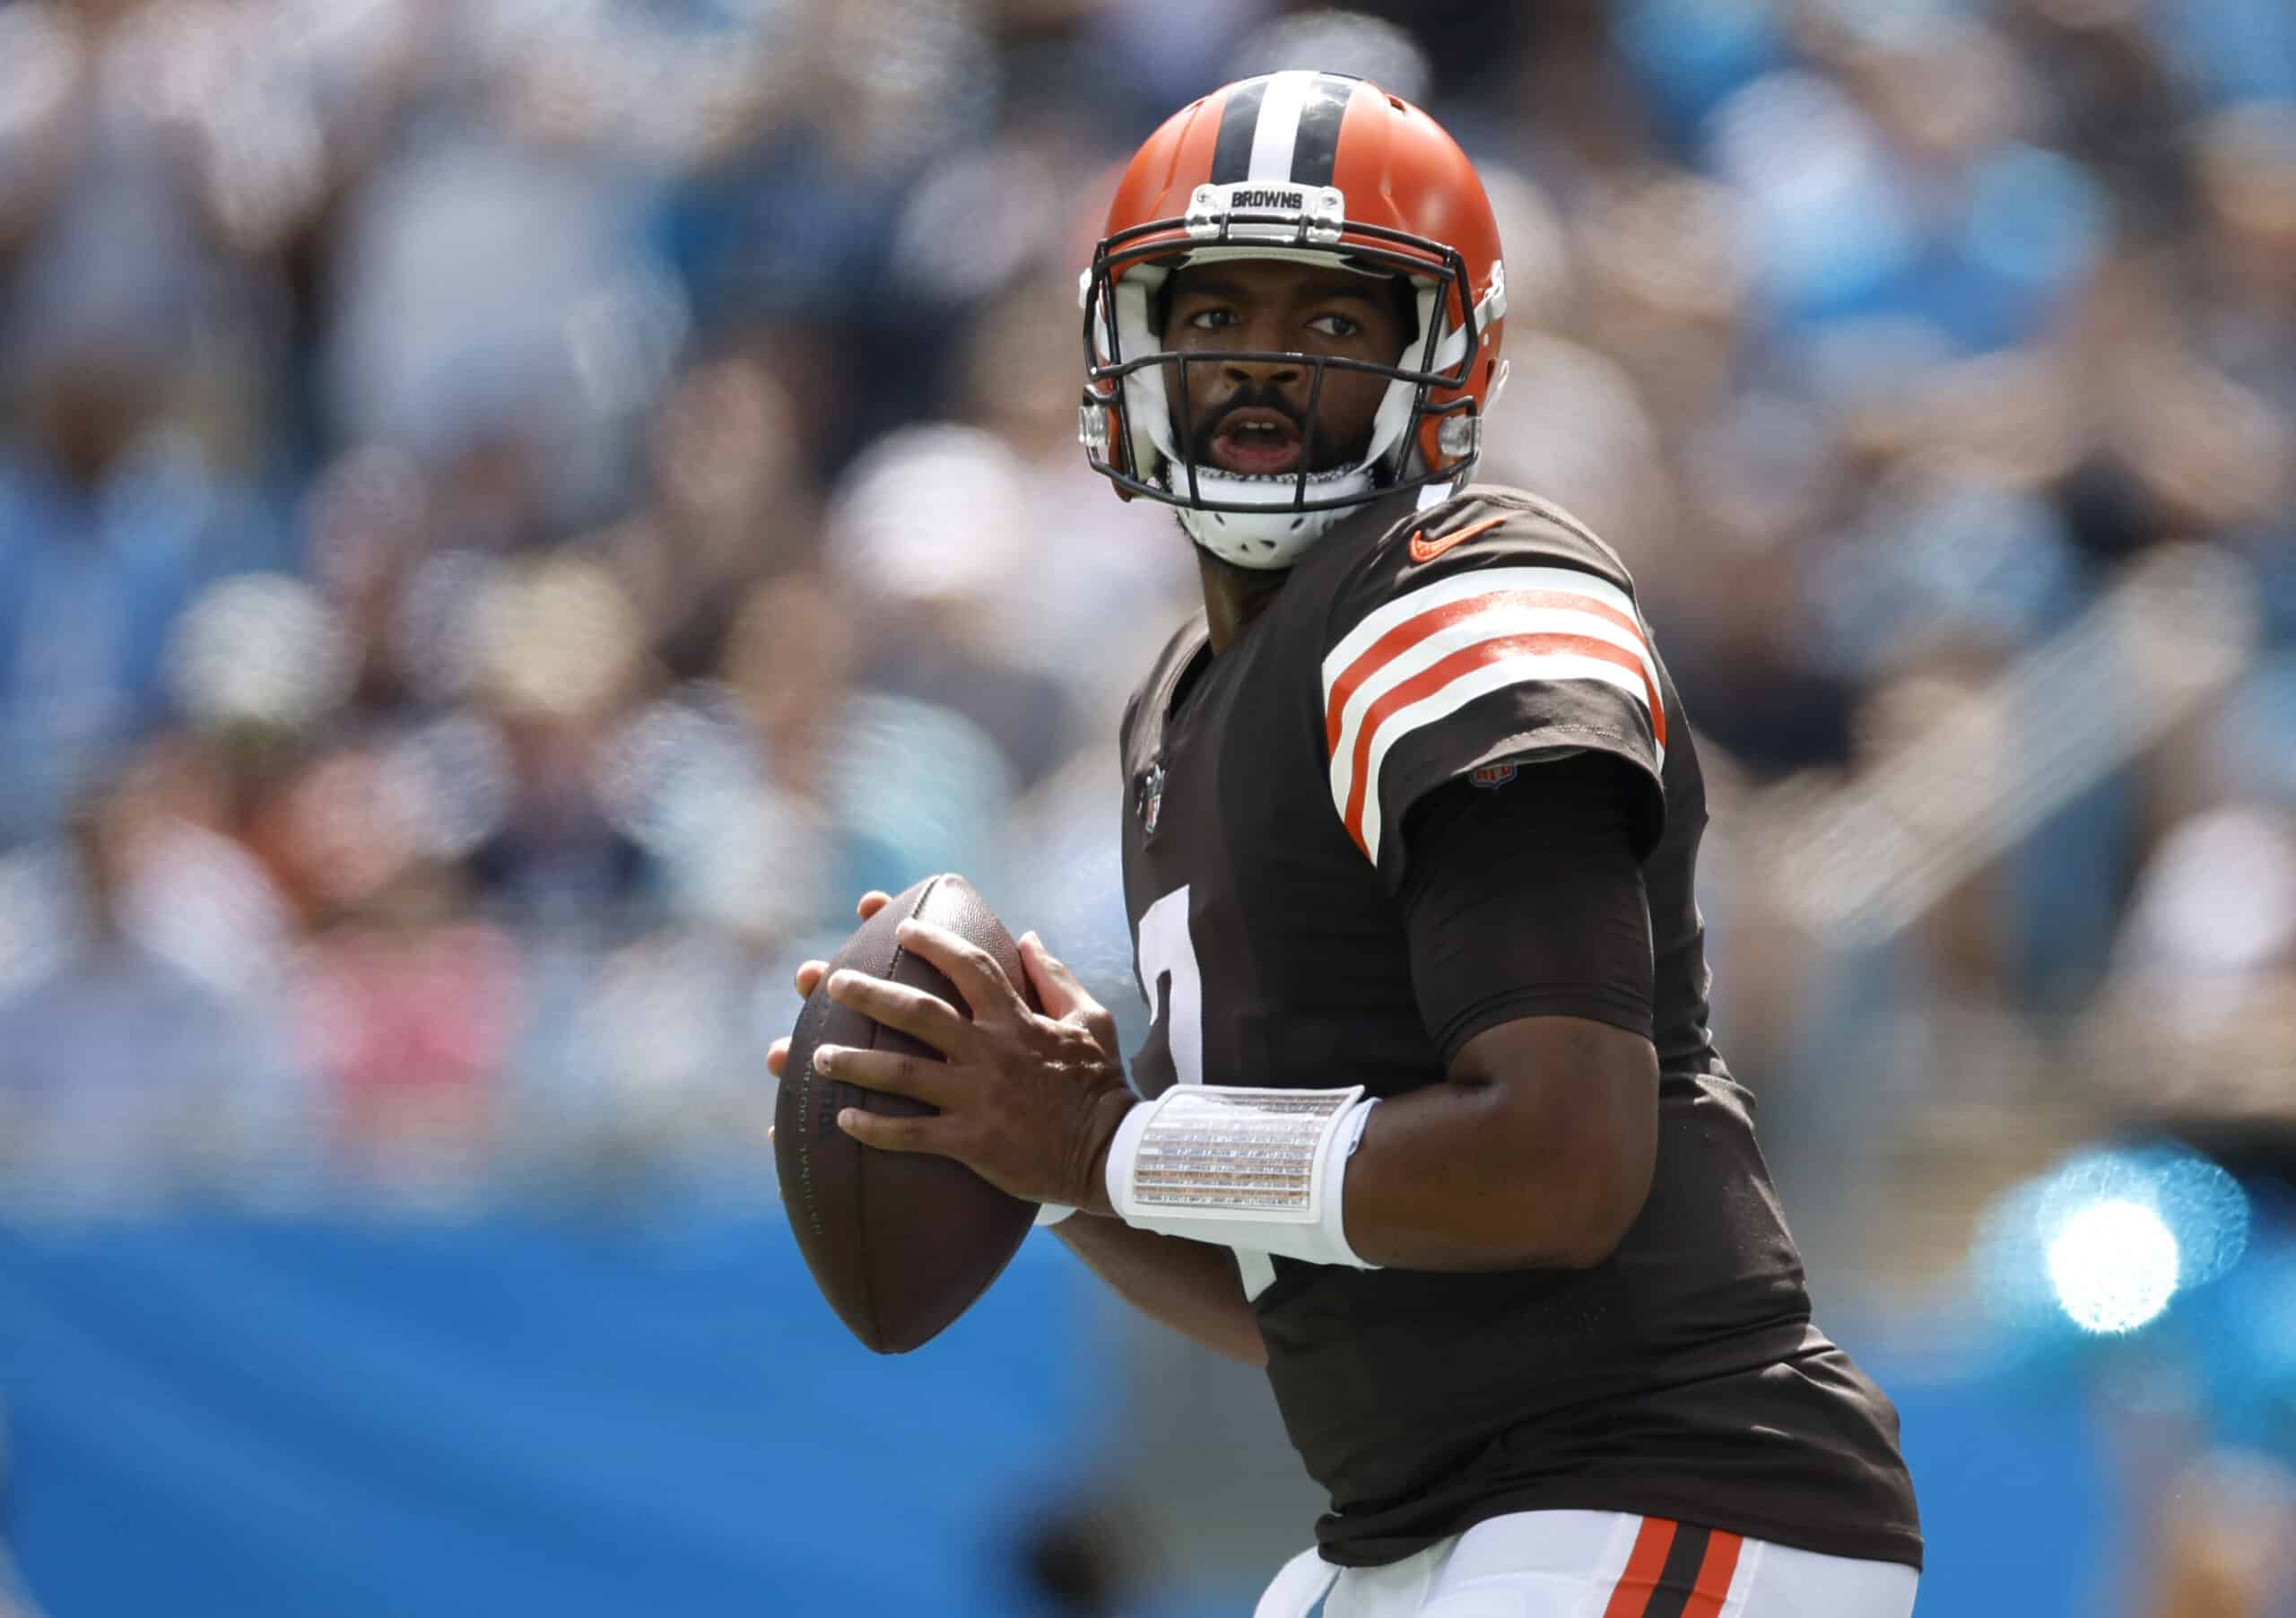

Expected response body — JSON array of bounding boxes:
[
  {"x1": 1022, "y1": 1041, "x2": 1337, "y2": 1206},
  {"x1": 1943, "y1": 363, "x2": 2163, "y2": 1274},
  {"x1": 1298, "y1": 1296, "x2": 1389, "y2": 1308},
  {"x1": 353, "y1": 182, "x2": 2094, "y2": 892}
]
[
  {"x1": 1052, "y1": 1214, "x2": 1266, "y2": 1366},
  {"x1": 1090, "y1": 1018, "x2": 1658, "y2": 1275},
  {"x1": 1339, "y1": 1069, "x2": 1639, "y2": 1270}
]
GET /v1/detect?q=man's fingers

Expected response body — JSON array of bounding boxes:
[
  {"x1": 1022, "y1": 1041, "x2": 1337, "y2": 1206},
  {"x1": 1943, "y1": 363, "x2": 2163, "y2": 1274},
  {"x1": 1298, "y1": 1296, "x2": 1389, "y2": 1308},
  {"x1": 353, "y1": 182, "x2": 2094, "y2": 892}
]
[
  {"x1": 837, "y1": 1101, "x2": 958, "y2": 1157},
  {"x1": 825, "y1": 970, "x2": 974, "y2": 1057},
  {"x1": 894, "y1": 918, "x2": 1022, "y2": 1021},
  {"x1": 813, "y1": 1043, "x2": 956, "y2": 1109},
  {"x1": 767, "y1": 1037, "x2": 791, "y2": 1078},
  {"x1": 1022, "y1": 933, "x2": 1117, "y2": 1048},
  {"x1": 856, "y1": 891, "x2": 892, "y2": 921},
  {"x1": 1019, "y1": 931, "x2": 1083, "y2": 1013}
]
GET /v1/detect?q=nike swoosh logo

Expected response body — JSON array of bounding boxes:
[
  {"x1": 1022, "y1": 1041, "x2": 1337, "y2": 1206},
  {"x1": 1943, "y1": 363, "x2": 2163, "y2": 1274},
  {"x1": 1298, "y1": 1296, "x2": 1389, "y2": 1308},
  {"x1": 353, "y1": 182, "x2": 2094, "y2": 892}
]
[{"x1": 1406, "y1": 513, "x2": 1509, "y2": 565}]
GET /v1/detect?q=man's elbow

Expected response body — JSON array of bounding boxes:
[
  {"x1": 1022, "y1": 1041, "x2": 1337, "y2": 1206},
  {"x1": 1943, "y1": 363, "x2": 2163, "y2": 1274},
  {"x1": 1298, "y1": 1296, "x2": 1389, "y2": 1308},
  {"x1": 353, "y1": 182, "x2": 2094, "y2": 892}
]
[
  {"x1": 1533, "y1": 1089, "x2": 1657, "y2": 1269},
  {"x1": 1551, "y1": 1146, "x2": 1655, "y2": 1268},
  {"x1": 1450, "y1": 1020, "x2": 1660, "y2": 1270}
]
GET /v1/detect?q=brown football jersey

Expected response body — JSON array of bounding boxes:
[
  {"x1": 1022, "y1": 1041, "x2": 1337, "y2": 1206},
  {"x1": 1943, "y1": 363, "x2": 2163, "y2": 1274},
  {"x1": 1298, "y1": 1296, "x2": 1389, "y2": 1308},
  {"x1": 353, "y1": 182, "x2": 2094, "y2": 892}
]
[{"x1": 1117, "y1": 484, "x2": 1921, "y2": 1569}]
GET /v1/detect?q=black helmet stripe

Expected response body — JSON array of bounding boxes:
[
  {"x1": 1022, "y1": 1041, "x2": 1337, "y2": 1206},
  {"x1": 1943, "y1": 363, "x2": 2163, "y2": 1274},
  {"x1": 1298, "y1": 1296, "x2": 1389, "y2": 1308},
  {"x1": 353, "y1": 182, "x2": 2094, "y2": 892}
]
[
  {"x1": 1210, "y1": 72, "x2": 1357, "y2": 187},
  {"x1": 1209, "y1": 76, "x2": 1267, "y2": 185},
  {"x1": 1286, "y1": 74, "x2": 1354, "y2": 187}
]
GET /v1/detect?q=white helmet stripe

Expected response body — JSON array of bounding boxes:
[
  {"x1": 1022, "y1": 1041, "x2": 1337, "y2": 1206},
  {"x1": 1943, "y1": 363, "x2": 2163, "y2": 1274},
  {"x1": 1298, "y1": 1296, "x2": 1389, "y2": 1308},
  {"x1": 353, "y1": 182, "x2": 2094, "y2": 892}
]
[{"x1": 1248, "y1": 71, "x2": 1318, "y2": 182}]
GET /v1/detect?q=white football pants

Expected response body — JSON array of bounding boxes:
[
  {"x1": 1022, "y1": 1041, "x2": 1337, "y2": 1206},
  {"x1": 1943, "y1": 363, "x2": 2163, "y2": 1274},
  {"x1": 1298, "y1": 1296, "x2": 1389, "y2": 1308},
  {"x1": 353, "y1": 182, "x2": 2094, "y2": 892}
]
[{"x1": 1252, "y1": 1510, "x2": 1918, "y2": 1618}]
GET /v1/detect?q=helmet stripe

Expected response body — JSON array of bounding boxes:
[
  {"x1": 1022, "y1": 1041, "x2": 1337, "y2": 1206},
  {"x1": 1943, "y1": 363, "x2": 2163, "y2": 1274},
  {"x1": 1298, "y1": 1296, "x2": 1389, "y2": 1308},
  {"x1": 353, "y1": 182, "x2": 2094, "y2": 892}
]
[
  {"x1": 1211, "y1": 71, "x2": 1356, "y2": 187},
  {"x1": 1246, "y1": 69, "x2": 1317, "y2": 181},
  {"x1": 1286, "y1": 74, "x2": 1355, "y2": 187},
  {"x1": 1210, "y1": 76, "x2": 1268, "y2": 183}
]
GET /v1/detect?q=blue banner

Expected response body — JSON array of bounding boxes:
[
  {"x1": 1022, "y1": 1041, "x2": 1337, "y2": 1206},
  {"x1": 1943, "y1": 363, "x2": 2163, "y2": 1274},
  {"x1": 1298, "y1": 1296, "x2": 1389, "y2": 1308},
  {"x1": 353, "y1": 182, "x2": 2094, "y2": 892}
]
[{"x1": 0, "y1": 1217, "x2": 1105, "y2": 1618}]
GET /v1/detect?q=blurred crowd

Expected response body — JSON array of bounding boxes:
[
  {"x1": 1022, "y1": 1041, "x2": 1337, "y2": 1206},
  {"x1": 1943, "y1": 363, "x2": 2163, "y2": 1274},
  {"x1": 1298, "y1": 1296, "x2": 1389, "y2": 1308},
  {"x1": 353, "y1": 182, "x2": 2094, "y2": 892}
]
[
  {"x1": 0, "y1": 0, "x2": 2289, "y2": 1265},
  {"x1": 0, "y1": 0, "x2": 2292, "y2": 1609}
]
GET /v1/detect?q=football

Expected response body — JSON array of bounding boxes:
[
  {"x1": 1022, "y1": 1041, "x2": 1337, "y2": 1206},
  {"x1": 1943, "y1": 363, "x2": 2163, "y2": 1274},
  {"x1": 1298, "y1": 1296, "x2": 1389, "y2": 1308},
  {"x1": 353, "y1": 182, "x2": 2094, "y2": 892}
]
[{"x1": 773, "y1": 873, "x2": 1040, "y2": 1353}]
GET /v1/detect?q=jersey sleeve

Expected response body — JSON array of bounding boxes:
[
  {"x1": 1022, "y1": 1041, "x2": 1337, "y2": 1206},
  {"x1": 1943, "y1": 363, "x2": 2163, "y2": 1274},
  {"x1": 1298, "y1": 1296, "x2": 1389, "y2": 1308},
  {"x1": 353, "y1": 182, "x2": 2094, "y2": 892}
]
[{"x1": 1318, "y1": 491, "x2": 1668, "y2": 889}]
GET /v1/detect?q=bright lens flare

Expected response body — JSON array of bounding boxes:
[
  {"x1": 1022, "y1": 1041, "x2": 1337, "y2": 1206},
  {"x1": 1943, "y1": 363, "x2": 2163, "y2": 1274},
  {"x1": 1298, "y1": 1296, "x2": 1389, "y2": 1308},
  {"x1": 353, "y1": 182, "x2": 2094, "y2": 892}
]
[{"x1": 2046, "y1": 1199, "x2": 2180, "y2": 1335}]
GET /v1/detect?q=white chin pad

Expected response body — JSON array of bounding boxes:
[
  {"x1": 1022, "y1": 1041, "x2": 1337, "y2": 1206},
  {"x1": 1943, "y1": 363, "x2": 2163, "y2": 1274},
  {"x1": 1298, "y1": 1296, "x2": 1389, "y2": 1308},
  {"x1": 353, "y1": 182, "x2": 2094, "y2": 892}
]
[{"x1": 1167, "y1": 463, "x2": 1378, "y2": 568}]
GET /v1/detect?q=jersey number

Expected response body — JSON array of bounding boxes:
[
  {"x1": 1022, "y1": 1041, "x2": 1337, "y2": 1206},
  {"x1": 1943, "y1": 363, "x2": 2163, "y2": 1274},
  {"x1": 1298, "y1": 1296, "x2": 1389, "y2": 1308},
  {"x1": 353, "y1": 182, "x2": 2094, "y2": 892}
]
[
  {"x1": 1132, "y1": 884, "x2": 1277, "y2": 1301},
  {"x1": 1132, "y1": 886, "x2": 1203, "y2": 1091}
]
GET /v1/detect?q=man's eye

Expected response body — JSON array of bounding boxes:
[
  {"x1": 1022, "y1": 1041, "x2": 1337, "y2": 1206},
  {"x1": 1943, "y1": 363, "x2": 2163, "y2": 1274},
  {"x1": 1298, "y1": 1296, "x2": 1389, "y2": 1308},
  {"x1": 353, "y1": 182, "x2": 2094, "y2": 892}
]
[
  {"x1": 1309, "y1": 312, "x2": 1363, "y2": 337},
  {"x1": 1187, "y1": 309, "x2": 1237, "y2": 329}
]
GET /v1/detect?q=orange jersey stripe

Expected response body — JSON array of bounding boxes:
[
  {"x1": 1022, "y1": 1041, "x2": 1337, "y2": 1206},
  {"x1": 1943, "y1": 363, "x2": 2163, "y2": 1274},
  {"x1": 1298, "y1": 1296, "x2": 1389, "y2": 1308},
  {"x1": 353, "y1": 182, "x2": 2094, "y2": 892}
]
[
  {"x1": 1681, "y1": 1529, "x2": 1744, "y2": 1618},
  {"x1": 1337, "y1": 631, "x2": 1665, "y2": 855},
  {"x1": 1322, "y1": 587, "x2": 1652, "y2": 754},
  {"x1": 1601, "y1": 1517, "x2": 1680, "y2": 1618}
]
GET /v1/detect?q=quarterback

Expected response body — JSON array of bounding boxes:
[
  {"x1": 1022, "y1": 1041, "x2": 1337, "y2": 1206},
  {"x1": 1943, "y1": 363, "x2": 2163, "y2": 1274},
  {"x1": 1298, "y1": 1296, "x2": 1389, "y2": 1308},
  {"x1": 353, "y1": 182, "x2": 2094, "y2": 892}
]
[{"x1": 769, "y1": 74, "x2": 1921, "y2": 1617}]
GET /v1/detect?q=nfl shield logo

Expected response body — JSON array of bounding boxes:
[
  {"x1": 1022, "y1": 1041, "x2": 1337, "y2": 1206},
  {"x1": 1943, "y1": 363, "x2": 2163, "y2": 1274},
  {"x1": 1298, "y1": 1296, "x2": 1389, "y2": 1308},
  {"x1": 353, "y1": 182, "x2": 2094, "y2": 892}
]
[
  {"x1": 1136, "y1": 762, "x2": 1165, "y2": 833},
  {"x1": 1470, "y1": 762, "x2": 1518, "y2": 789}
]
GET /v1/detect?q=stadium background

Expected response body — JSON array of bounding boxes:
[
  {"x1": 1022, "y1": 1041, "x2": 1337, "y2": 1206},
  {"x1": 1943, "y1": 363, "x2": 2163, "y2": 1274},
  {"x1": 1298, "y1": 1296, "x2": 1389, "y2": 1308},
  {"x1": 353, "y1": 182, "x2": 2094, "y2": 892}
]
[{"x1": 0, "y1": 0, "x2": 2291, "y2": 1612}]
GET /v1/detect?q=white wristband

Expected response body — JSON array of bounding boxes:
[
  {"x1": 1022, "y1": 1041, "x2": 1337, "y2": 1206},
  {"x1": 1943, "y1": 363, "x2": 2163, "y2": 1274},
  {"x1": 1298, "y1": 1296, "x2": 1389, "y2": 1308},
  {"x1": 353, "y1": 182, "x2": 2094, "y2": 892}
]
[{"x1": 1104, "y1": 1087, "x2": 1381, "y2": 1269}]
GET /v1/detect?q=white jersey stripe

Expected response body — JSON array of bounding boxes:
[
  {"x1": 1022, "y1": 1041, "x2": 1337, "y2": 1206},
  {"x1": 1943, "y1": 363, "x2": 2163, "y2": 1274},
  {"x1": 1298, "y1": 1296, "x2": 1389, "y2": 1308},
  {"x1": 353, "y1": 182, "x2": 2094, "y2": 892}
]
[
  {"x1": 1320, "y1": 565, "x2": 1646, "y2": 688},
  {"x1": 1248, "y1": 70, "x2": 1317, "y2": 183},
  {"x1": 1718, "y1": 1534, "x2": 1765, "y2": 1617},
  {"x1": 1326, "y1": 605, "x2": 1656, "y2": 812},
  {"x1": 1347, "y1": 651, "x2": 1657, "y2": 862}
]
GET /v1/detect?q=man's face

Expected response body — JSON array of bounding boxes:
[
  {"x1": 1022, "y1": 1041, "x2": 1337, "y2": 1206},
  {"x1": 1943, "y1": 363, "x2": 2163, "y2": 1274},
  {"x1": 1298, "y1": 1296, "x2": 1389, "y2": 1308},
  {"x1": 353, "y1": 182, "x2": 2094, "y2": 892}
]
[{"x1": 1156, "y1": 257, "x2": 1414, "y2": 480}]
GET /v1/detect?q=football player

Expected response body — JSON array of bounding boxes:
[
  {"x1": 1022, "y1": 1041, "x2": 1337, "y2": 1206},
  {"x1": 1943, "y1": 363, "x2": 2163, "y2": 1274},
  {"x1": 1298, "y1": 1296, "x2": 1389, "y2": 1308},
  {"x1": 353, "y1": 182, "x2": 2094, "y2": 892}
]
[{"x1": 769, "y1": 73, "x2": 1921, "y2": 1617}]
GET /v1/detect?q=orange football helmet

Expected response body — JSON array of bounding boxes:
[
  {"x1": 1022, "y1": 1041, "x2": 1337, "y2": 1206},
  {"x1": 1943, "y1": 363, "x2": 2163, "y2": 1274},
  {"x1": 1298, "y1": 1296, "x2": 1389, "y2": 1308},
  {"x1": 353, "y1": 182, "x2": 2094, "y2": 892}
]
[{"x1": 1080, "y1": 72, "x2": 1509, "y2": 567}]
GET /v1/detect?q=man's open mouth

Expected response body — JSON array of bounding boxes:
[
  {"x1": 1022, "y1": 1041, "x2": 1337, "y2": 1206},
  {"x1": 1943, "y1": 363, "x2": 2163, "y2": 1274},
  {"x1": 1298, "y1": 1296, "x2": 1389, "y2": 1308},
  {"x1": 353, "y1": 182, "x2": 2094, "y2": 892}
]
[{"x1": 1206, "y1": 407, "x2": 1305, "y2": 476}]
